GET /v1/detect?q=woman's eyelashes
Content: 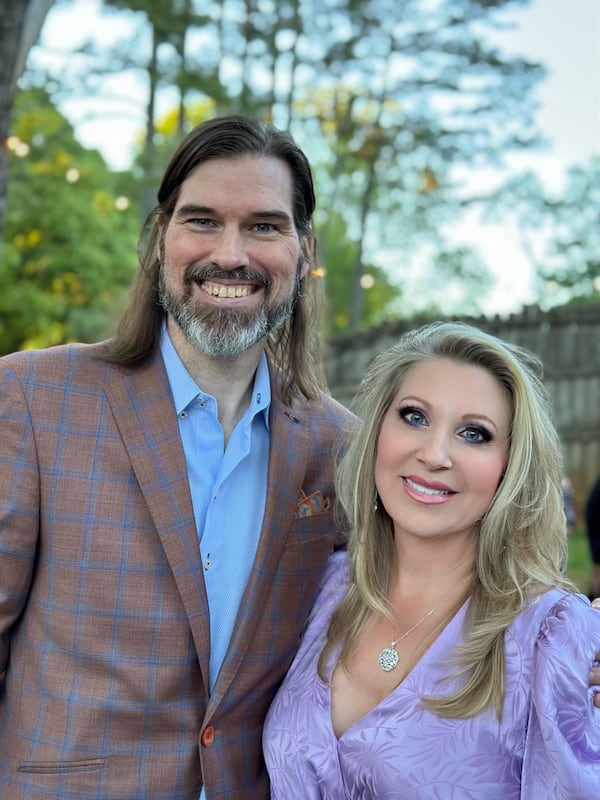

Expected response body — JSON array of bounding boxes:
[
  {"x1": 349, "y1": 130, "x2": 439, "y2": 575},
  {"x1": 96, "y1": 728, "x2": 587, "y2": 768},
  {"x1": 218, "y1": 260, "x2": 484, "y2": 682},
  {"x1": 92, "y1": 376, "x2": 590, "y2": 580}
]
[
  {"x1": 458, "y1": 425, "x2": 493, "y2": 444},
  {"x1": 398, "y1": 406, "x2": 427, "y2": 428},
  {"x1": 398, "y1": 406, "x2": 494, "y2": 444}
]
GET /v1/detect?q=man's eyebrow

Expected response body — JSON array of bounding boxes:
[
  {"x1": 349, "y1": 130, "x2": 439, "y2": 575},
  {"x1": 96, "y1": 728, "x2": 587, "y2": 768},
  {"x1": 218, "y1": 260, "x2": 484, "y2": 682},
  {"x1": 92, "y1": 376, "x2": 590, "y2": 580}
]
[
  {"x1": 174, "y1": 204, "x2": 293, "y2": 224},
  {"x1": 175, "y1": 204, "x2": 215, "y2": 217},
  {"x1": 248, "y1": 210, "x2": 294, "y2": 224}
]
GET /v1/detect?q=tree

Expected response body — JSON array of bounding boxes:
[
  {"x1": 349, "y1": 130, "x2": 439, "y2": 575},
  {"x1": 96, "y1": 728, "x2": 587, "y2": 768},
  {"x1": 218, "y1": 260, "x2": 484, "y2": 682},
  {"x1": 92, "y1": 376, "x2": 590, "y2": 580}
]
[
  {"x1": 103, "y1": 0, "x2": 211, "y2": 214},
  {"x1": 0, "y1": 0, "x2": 54, "y2": 245},
  {"x1": 317, "y1": 211, "x2": 402, "y2": 335},
  {"x1": 539, "y1": 158, "x2": 600, "y2": 301},
  {"x1": 485, "y1": 157, "x2": 600, "y2": 307},
  {"x1": 26, "y1": 0, "x2": 544, "y2": 330},
  {"x1": 289, "y1": 0, "x2": 543, "y2": 329},
  {"x1": 1, "y1": 88, "x2": 140, "y2": 354}
]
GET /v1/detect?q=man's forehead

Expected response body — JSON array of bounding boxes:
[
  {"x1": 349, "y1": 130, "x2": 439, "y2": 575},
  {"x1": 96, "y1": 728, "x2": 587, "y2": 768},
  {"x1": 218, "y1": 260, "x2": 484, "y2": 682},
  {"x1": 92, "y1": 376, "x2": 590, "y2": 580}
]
[
  {"x1": 176, "y1": 154, "x2": 296, "y2": 214},
  {"x1": 185, "y1": 153, "x2": 292, "y2": 184}
]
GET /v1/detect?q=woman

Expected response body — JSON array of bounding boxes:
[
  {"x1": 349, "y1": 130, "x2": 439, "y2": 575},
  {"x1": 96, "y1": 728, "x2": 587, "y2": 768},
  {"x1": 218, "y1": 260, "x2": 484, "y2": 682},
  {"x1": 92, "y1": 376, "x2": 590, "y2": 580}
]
[{"x1": 264, "y1": 321, "x2": 600, "y2": 798}]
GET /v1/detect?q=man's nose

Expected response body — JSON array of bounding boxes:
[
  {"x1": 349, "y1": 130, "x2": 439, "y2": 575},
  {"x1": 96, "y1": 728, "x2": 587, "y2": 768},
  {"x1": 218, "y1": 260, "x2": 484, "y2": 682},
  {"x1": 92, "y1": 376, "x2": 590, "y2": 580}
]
[{"x1": 211, "y1": 227, "x2": 250, "y2": 270}]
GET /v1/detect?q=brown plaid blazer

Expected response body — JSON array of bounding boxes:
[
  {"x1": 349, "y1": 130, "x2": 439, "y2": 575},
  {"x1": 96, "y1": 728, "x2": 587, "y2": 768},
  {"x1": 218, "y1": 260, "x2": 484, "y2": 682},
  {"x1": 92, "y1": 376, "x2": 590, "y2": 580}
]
[{"x1": 0, "y1": 342, "x2": 356, "y2": 799}]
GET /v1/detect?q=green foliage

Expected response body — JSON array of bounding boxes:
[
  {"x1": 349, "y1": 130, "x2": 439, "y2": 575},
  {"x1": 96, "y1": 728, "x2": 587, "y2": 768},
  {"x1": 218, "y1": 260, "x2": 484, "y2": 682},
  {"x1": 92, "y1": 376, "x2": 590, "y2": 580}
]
[
  {"x1": 25, "y1": 0, "x2": 548, "y2": 333},
  {"x1": 567, "y1": 526, "x2": 593, "y2": 595},
  {"x1": 1, "y1": 88, "x2": 140, "y2": 354},
  {"x1": 538, "y1": 158, "x2": 600, "y2": 300},
  {"x1": 486, "y1": 158, "x2": 600, "y2": 308},
  {"x1": 318, "y1": 212, "x2": 402, "y2": 335},
  {"x1": 403, "y1": 245, "x2": 493, "y2": 318}
]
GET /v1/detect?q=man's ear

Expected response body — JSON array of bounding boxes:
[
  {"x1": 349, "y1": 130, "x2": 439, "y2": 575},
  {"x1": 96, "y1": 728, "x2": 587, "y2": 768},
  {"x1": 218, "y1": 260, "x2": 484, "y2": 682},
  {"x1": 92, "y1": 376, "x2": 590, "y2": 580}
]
[
  {"x1": 155, "y1": 213, "x2": 165, "y2": 261},
  {"x1": 300, "y1": 233, "x2": 315, "y2": 279}
]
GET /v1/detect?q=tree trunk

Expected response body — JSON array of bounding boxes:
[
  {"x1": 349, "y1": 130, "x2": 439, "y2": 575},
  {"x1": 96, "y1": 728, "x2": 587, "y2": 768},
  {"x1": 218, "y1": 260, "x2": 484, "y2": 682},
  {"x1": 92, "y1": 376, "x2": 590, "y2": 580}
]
[
  {"x1": 138, "y1": 23, "x2": 160, "y2": 219},
  {"x1": 349, "y1": 155, "x2": 377, "y2": 331},
  {"x1": 0, "y1": 0, "x2": 54, "y2": 247}
]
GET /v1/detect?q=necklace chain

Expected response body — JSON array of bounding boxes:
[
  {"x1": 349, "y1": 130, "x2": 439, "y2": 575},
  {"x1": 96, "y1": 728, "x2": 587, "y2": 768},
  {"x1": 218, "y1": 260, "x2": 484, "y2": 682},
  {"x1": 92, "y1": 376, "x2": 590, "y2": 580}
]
[
  {"x1": 377, "y1": 598, "x2": 444, "y2": 673},
  {"x1": 390, "y1": 599, "x2": 443, "y2": 647}
]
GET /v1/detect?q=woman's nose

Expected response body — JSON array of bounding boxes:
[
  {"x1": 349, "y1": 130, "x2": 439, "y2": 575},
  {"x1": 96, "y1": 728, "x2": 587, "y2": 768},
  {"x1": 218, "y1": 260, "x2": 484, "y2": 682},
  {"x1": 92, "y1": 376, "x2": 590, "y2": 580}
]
[{"x1": 417, "y1": 432, "x2": 453, "y2": 470}]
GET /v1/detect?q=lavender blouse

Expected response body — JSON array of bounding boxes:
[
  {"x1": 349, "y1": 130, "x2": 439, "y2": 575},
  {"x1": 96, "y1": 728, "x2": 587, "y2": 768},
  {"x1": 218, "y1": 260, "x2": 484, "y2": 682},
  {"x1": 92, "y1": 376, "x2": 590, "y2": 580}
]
[{"x1": 264, "y1": 552, "x2": 600, "y2": 799}]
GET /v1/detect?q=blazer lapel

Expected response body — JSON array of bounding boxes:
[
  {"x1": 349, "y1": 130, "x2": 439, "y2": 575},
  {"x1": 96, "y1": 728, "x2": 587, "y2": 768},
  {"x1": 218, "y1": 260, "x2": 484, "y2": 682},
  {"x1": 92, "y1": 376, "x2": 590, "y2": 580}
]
[
  {"x1": 104, "y1": 354, "x2": 211, "y2": 688},
  {"x1": 206, "y1": 391, "x2": 311, "y2": 713}
]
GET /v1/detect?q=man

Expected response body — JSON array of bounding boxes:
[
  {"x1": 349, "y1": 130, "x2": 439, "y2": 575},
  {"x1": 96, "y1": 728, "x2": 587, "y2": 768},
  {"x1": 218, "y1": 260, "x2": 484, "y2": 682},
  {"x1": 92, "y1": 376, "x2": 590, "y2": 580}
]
[
  {"x1": 0, "y1": 116, "x2": 355, "y2": 799},
  {"x1": 586, "y1": 475, "x2": 600, "y2": 598},
  {"x1": 1, "y1": 115, "x2": 598, "y2": 800}
]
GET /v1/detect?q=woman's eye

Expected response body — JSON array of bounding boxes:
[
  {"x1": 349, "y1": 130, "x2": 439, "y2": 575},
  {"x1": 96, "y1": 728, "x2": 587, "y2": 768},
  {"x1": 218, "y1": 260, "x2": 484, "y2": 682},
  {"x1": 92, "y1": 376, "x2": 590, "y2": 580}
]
[
  {"x1": 460, "y1": 426, "x2": 491, "y2": 444},
  {"x1": 400, "y1": 407, "x2": 427, "y2": 427}
]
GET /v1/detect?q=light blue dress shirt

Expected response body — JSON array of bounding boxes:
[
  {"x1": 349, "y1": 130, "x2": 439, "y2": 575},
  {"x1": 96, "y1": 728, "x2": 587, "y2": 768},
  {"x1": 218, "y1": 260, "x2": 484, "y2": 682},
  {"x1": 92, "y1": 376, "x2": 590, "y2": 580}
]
[{"x1": 160, "y1": 328, "x2": 270, "y2": 799}]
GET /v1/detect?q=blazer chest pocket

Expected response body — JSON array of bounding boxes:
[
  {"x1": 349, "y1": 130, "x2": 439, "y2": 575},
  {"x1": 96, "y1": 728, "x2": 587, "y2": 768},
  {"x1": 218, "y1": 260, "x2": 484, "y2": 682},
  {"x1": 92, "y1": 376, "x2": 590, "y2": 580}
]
[
  {"x1": 18, "y1": 757, "x2": 105, "y2": 774},
  {"x1": 292, "y1": 489, "x2": 330, "y2": 519}
]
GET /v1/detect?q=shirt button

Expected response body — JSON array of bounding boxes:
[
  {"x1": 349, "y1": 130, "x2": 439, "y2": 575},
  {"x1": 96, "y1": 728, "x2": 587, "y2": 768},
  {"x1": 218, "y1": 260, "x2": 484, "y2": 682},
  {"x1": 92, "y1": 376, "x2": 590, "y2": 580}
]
[
  {"x1": 178, "y1": 410, "x2": 187, "y2": 419},
  {"x1": 198, "y1": 397, "x2": 206, "y2": 408},
  {"x1": 200, "y1": 726, "x2": 215, "y2": 747},
  {"x1": 203, "y1": 557, "x2": 212, "y2": 570}
]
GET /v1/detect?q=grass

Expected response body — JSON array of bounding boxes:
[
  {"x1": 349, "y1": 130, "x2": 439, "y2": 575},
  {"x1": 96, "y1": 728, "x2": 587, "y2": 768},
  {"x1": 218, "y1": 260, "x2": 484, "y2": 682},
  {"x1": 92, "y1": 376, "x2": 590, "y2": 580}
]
[{"x1": 567, "y1": 526, "x2": 593, "y2": 596}]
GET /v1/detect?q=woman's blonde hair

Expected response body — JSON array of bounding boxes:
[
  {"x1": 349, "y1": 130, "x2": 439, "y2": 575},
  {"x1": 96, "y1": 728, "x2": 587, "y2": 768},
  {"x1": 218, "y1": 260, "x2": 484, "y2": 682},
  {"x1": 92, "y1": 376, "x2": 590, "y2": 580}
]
[{"x1": 319, "y1": 321, "x2": 574, "y2": 718}]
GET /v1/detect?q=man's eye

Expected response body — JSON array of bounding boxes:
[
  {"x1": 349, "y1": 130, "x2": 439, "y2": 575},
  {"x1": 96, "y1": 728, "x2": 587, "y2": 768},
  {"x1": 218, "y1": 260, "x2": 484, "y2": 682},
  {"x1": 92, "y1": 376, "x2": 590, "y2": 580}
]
[{"x1": 254, "y1": 222, "x2": 276, "y2": 233}]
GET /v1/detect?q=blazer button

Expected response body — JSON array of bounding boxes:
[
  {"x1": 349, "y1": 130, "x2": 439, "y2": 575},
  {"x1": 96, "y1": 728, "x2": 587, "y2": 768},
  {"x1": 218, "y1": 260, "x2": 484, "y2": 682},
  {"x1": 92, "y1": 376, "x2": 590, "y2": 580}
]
[{"x1": 200, "y1": 726, "x2": 215, "y2": 747}]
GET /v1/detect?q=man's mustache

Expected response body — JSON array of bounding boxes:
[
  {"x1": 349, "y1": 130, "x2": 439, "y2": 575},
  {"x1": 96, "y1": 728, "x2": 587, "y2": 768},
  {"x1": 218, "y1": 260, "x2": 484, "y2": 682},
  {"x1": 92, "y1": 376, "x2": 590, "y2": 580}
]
[{"x1": 184, "y1": 263, "x2": 272, "y2": 290}]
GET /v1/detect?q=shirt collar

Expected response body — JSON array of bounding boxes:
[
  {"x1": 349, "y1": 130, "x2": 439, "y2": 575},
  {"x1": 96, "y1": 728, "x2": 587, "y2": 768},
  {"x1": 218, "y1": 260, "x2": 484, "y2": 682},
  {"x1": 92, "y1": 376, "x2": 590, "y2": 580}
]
[{"x1": 159, "y1": 324, "x2": 271, "y2": 427}]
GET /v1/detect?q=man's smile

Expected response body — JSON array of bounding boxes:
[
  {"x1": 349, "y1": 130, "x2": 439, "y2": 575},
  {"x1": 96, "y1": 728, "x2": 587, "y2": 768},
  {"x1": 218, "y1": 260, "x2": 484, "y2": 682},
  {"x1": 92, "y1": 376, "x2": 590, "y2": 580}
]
[{"x1": 199, "y1": 281, "x2": 256, "y2": 298}]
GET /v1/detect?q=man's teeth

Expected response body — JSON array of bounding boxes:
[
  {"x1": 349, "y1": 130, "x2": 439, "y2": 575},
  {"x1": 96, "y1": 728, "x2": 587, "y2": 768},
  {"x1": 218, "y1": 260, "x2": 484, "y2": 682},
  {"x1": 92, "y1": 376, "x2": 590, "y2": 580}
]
[
  {"x1": 405, "y1": 478, "x2": 449, "y2": 496},
  {"x1": 201, "y1": 283, "x2": 253, "y2": 298}
]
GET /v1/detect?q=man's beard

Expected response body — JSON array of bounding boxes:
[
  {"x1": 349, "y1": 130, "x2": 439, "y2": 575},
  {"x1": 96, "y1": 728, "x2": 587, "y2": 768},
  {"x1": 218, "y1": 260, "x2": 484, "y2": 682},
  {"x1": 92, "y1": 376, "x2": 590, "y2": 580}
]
[{"x1": 158, "y1": 259, "x2": 302, "y2": 358}]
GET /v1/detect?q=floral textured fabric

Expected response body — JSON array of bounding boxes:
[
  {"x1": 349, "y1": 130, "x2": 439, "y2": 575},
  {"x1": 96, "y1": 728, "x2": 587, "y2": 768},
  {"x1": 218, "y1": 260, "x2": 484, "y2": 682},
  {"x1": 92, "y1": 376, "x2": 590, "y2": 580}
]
[{"x1": 264, "y1": 552, "x2": 600, "y2": 799}]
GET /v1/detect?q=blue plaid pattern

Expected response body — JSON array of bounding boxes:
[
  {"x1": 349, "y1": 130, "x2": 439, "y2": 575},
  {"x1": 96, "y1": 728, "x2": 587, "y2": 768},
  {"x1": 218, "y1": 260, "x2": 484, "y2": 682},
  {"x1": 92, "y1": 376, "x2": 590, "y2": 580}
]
[{"x1": 0, "y1": 343, "x2": 356, "y2": 799}]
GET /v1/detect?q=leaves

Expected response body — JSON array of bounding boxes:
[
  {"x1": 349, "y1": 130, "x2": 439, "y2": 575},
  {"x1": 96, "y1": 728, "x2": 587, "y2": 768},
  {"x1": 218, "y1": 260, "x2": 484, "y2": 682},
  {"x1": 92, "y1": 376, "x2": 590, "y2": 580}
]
[
  {"x1": 0, "y1": 88, "x2": 140, "y2": 354},
  {"x1": 7, "y1": 0, "x2": 585, "y2": 345},
  {"x1": 485, "y1": 158, "x2": 600, "y2": 307}
]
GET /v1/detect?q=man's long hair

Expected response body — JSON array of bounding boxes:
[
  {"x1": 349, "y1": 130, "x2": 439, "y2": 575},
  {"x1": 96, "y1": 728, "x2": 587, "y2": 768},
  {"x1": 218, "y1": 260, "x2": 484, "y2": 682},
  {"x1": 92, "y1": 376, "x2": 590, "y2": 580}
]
[{"x1": 106, "y1": 115, "x2": 326, "y2": 405}]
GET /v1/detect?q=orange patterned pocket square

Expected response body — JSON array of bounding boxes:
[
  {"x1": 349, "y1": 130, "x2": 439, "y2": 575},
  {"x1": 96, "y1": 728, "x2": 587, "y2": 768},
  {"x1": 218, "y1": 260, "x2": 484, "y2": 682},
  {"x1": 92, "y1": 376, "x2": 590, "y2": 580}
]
[{"x1": 293, "y1": 490, "x2": 331, "y2": 518}]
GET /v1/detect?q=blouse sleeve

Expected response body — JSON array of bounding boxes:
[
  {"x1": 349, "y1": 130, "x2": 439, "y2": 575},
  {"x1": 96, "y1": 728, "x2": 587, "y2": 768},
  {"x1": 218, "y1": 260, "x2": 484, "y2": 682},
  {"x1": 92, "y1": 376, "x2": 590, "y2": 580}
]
[{"x1": 521, "y1": 593, "x2": 600, "y2": 798}]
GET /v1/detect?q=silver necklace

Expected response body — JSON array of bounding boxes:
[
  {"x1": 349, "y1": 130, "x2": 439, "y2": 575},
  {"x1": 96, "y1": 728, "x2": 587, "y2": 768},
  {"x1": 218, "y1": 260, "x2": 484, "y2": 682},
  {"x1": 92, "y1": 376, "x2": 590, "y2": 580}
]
[{"x1": 377, "y1": 599, "x2": 443, "y2": 672}]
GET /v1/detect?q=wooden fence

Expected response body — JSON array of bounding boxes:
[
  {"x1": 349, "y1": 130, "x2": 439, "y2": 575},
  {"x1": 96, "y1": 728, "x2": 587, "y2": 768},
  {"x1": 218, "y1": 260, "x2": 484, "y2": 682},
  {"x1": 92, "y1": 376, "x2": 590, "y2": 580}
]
[{"x1": 324, "y1": 301, "x2": 600, "y2": 522}]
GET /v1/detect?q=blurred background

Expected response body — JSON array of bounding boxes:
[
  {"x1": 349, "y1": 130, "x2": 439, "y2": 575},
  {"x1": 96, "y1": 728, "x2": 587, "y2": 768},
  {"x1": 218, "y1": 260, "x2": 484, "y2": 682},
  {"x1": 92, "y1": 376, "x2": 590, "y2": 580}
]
[{"x1": 1, "y1": 0, "x2": 599, "y2": 589}]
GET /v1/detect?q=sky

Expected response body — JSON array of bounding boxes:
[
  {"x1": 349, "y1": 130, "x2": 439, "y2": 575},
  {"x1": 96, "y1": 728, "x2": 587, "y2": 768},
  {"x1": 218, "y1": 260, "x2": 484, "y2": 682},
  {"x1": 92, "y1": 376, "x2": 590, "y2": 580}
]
[
  {"x1": 463, "y1": 0, "x2": 600, "y2": 312},
  {"x1": 32, "y1": 0, "x2": 600, "y2": 315},
  {"x1": 498, "y1": 0, "x2": 599, "y2": 185}
]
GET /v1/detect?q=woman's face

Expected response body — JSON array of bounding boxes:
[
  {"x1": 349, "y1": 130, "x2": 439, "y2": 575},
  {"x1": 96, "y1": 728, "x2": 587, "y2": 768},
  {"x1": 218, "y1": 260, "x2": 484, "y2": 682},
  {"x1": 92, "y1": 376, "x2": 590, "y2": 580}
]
[{"x1": 375, "y1": 357, "x2": 510, "y2": 547}]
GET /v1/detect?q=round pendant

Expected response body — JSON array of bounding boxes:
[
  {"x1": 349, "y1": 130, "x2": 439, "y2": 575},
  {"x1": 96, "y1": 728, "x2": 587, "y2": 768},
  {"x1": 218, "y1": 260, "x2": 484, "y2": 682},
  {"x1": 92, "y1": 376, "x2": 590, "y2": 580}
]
[{"x1": 378, "y1": 646, "x2": 399, "y2": 672}]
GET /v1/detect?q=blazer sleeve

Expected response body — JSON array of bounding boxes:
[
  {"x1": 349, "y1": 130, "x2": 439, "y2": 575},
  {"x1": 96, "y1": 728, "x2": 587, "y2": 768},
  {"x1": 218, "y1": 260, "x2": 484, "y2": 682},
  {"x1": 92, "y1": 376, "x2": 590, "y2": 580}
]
[
  {"x1": 521, "y1": 594, "x2": 600, "y2": 798},
  {"x1": 0, "y1": 363, "x2": 40, "y2": 679}
]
